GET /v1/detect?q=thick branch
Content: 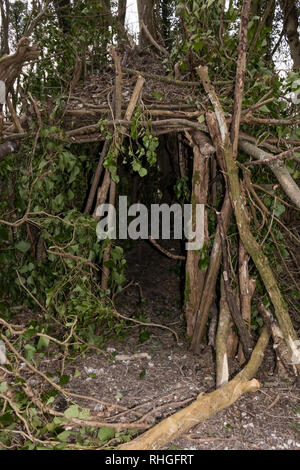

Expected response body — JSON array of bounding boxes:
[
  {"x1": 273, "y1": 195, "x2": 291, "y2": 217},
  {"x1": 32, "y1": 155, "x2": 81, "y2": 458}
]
[{"x1": 239, "y1": 139, "x2": 300, "y2": 209}]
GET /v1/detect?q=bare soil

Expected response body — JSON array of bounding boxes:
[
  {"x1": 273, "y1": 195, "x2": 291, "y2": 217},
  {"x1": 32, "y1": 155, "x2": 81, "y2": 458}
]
[{"x1": 58, "y1": 240, "x2": 300, "y2": 450}]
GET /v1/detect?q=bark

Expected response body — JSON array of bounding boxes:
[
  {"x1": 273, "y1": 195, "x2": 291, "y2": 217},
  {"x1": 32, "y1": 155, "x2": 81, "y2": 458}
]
[
  {"x1": 258, "y1": 303, "x2": 298, "y2": 378},
  {"x1": 137, "y1": 0, "x2": 158, "y2": 48},
  {"x1": 230, "y1": 0, "x2": 252, "y2": 157},
  {"x1": 118, "y1": 0, "x2": 127, "y2": 28},
  {"x1": 84, "y1": 140, "x2": 110, "y2": 214},
  {"x1": 191, "y1": 191, "x2": 232, "y2": 352},
  {"x1": 0, "y1": 37, "x2": 40, "y2": 94},
  {"x1": 217, "y1": 213, "x2": 254, "y2": 360},
  {"x1": 53, "y1": 0, "x2": 72, "y2": 33},
  {"x1": 227, "y1": 318, "x2": 239, "y2": 359},
  {"x1": 93, "y1": 169, "x2": 111, "y2": 220},
  {"x1": 279, "y1": 0, "x2": 300, "y2": 69},
  {"x1": 101, "y1": 46, "x2": 123, "y2": 291},
  {"x1": 191, "y1": 113, "x2": 231, "y2": 352},
  {"x1": 237, "y1": 241, "x2": 256, "y2": 364},
  {"x1": 101, "y1": 180, "x2": 117, "y2": 290},
  {"x1": 216, "y1": 278, "x2": 231, "y2": 387},
  {"x1": 119, "y1": 327, "x2": 270, "y2": 450},
  {"x1": 0, "y1": 0, "x2": 10, "y2": 55},
  {"x1": 197, "y1": 65, "x2": 300, "y2": 375},
  {"x1": 225, "y1": 146, "x2": 299, "y2": 369},
  {"x1": 184, "y1": 136, "x2": 210, "y2": 336},
  {"x1": 94, "y1": 71, "x2": 145, "y2": 289}
]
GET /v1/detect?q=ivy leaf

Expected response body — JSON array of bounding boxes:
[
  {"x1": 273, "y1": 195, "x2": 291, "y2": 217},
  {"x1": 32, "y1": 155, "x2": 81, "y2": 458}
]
[
  {"x1": 258, "y1": 105, "x2": 270, "y2": 113},
  {"x1": 98, "y1": 426, "x2": 115, "y2": 442},
  {"x1": 0, "y1": 381, "x2": 8, "y2": 393},
  {"x1": 57, "y1": 430, "x2": 71, "y2": 442},
  {"x1": 78, "y1": 408, "x2": 90, "y2": 419},
  {"x1": 138, "y1": 167, "x2": 147, "y2": 177},
  {"x1": 64, "y1": 404, "x2": 79, "y2": 419},
  {"x1": 37, "y1": 336, "x2": 50, "y2": 351},
  {"x1": 15, "y1": 241, "x2": 31, "y2": 253},
  {"x1": 273, "y1": 202, "x2": 285, "y2": 217},
  {"x1": 24, "y1": 344, "x2": 36, "y2": 362},
  {"x1": 0, "y1": 412, "x2": 14, "y2": 426}
]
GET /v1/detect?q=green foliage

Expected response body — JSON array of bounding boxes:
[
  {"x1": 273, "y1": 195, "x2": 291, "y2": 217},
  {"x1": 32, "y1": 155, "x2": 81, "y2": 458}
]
[
  {"x1": 174, "y1": 177, "x2": 190, "y2": 202},
  {"x1": 127, "y1": 108, "x2": 159, "y2": 176}
]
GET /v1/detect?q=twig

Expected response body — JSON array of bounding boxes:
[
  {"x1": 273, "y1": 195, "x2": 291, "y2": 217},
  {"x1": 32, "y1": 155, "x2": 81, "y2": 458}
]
[
  {"x1": 47, "y1": 248, "x2": 99, "y2": 270},
  {"x1": 148, "y1": 236, "x2": 185, "y2": 260},
  {"x1": 104, "y1": 297, "x2": 179, "y2": 342},
  {"x1": 16, "y1": 270, "x2": 47, "y2": 313},
  {"x1": 141, "y1": 20, "x2": 170, "y2": 61},
  {"x1": 265, "y1": 393, "x2": 280, "y2": 411},
  {"x1": 6, "y1": 96, "x2": 24, "y2": 133},
  {"x1": 24, "y1": 0, "x2": 51, "y2": 36},
  {"x1": 0, "y1": 334, "x2": 127, "y2": 411},
  {"x1": 116, "y1": 66, "x2": 232, "y2": 87},
  {"x1": 230, "y1": 0, "x2": 252, "y2": 156},
  {"x1": 244, "y1": 146, "x2": 300, "y2": 166}
]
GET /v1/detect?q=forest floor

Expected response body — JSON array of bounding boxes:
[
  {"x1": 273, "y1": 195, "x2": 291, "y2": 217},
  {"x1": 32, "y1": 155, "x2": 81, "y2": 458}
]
[{"x1": 53, "y1": 239, "x2": 300, "y2": 451}]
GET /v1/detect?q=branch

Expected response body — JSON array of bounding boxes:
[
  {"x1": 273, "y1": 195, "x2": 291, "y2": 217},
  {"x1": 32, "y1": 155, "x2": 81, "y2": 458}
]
[
  {"x1": 148, "y1": 237, "x2": 185, "y2": 260},
  {"x1": 24, "y1": 0, "x2": 51, "y2": 37},
  {"x1": 198, "y1": 66, "x2": 300, "y2": 376},
  {"x1": 117, "y1": 66, "x2": 232, "y2": 87},
  {"x1": 244, "y1": 146, "x2": 300, "y2": 165},
  {"x1": 141, "y1": 20, "x2": 170, "y2": 60},
  {"x1": 217, "y1": 212, "x2": 253, "y2": 360},
  {"x1": 239, "y1": 139, "x2": 300, "y2": 209},
  {"x1": 230, "y1": 0, "x2": 252, "y2": 156},
  {"x1": 0, "y1": 37, "x2": 40, "y2": 93}
]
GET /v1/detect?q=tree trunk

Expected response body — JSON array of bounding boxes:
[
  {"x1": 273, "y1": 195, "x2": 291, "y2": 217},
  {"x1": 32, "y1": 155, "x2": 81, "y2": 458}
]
[
  {"x1": 184, "y1": 134, "x2": 210, "y2": 336},
  {"x1": 0, "y1": 0, "x2": 10, "y2": 56},
  {"x1": 53, "y1": 0, "x2": 72, "y2": 33},
  {"x1": 279, "y1": 0, "x2": 300, "y2": 69},
  {"x1": 137, "y1": 0, "x2": 158, "y2": 47},
  {"x1": 118, "y1": 0, "x2": 126, "y2": 28}
]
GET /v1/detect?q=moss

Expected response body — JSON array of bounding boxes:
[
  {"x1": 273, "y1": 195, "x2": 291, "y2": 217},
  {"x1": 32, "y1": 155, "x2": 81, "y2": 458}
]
[{"x1": 193, "y1": 170, "x2": 201, "y2": 185}]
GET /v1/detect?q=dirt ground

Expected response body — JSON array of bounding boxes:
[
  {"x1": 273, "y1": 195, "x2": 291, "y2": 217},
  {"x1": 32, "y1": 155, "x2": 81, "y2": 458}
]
[{"x1": 54, "y1": 239, "x2": 300, "y2": 450}]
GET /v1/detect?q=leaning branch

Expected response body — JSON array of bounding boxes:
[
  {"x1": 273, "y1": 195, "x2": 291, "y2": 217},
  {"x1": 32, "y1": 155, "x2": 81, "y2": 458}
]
[
  {"x1": 198, "y1": 65, "x2": 300, "y2": 374},
  {"x1": 239, "y1": 139, "x2": 300, "y2": 209}
]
